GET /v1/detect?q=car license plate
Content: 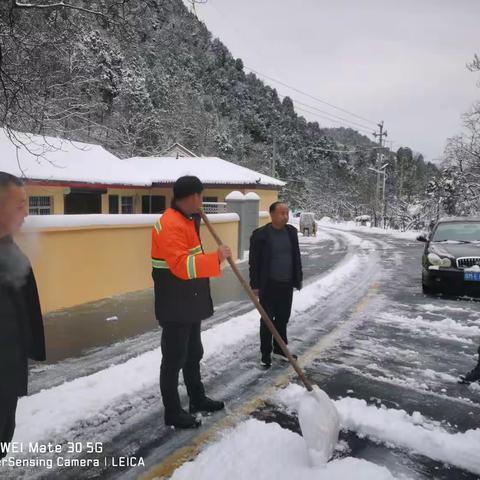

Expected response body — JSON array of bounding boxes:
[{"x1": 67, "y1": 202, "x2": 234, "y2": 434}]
[{"x1": 464, "y1": 272, "x2": 480, "y2": 282}]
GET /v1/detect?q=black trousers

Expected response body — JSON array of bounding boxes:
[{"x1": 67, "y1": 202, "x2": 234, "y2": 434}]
[
  {"x1": 259, "y1": 280, "x2": 294, "y2": 355},
  {"x1": 160, "y1": 322, "x2": 205, "y2": 415},
  {"x1": 0, "y1": 393, "x2": 18, "y2": 460}
]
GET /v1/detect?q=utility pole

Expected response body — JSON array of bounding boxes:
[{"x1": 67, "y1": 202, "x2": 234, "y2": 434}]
[
  {"x1": 373, "y1": 121, "x2": 387, "y2": 227},
  {"x1": 272, "y1": 133, "x2": 277, "y2": 177}
]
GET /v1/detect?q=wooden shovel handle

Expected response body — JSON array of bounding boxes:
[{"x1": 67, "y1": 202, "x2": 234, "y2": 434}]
[{"x1": 200, "y1": 209, "x2": 313, "y2": 391}]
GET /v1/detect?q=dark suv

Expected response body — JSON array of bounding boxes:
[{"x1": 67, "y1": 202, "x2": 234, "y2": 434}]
[{"x1": 417, "y1": 217, "x2": 480, "y2": 295}]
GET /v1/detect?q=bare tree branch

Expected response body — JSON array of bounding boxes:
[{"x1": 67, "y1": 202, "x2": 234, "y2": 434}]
[{"x1": 13, "y1": 1, "x2": 116, "y2": 22}]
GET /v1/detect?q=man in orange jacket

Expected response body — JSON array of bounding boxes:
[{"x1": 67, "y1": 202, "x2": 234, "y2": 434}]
[{"x1": 152, "y1": 176, "x2": 232, "y2": 428}]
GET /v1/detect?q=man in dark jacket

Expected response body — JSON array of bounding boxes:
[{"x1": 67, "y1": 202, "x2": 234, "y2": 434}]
[
  {"x1": 151, "y1": 176, "x2": 232, "y2": 429},
  {"x1": 249, "y1": 201, "x2": 303, "y2": 367},
  {"x1": 0, "y1": 172, "x2": 46, "y2": 458}
]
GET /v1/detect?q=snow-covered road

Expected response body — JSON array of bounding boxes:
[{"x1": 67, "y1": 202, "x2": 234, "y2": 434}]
[{"x1": 3, "y1": 224, "x2": 480, "y2": 480}]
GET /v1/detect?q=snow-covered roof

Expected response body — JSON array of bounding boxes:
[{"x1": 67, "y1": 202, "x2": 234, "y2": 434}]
[
  {"x1": 126, "y1": 156, "x2": 285, "y2": 188},
  {"x1": 0, "y1": 129, "x2": 285, "y2": 189},
  {"x1": 0, "y1": 129, "x2": 152, "y2": 187}
]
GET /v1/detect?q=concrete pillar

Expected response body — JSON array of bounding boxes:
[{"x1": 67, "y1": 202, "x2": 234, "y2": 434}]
[
  {"x1": 226, "y1": 191, "x2": 246, "y2": 259},
  {"x1": 244, "y1": 192, "x2": 260, "y2": 251},
  {"x1": 225, "y1": 191, "x2": 261, "y2": 259}
]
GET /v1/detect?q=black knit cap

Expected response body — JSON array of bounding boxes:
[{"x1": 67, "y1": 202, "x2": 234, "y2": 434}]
[{"x1": 173, "y1": 175, "x2": 204, "y2": 200}]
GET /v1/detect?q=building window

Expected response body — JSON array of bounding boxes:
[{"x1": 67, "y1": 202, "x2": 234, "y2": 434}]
[
  {"x1": 203, "y1": 196, "x2": 218, "y2": 203},
  {"x1": 142, "y1": 195, "x2": 166, "y2": 214},
  {"x1": 29, "y1": 196, "x2": 52, "y2": 215},
  {"x1": 121, "y1": 196, "x2": 134, "y2": 214},
  {"x1": 109, "y1": 195, "x2": 119, "y2": 214}
]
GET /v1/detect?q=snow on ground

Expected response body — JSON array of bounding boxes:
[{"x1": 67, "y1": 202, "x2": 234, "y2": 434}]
[
  {"x1": 169, "y1": 418, "x2": 400, "y2": 480},
  {"x1": 273, "y1": 384, "x2": 480, "y2": 476},
  {"x1": 376, "y1": 311, "x2": 479, "y2": 344},
  {"x1": 13, "y1": 231, "x2": 366, "y2": 446},
  {"x1": 318, "y1": 219, "x2": 420, "y2": 241}
]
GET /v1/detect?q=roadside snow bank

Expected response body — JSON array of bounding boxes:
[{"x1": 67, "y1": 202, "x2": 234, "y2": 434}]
[
  {"x1": 319, "y1": 221, "x2": 419, "y2": 241},
  {"x1": 273, "y1": 384, "x2": 480, "y2": 476},
  {"x1": 169, "y1": 419, "x2": 398, "y2": 480}
]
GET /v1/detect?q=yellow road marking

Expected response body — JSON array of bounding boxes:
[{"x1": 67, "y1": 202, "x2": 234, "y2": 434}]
[{"x1": 141, "y1": 281, "x2": 379, "y2": 479}]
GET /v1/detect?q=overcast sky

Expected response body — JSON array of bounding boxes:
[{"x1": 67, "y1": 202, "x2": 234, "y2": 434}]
[{"x1": 192, "y1": 0, "x2": 480, "y2": 163}]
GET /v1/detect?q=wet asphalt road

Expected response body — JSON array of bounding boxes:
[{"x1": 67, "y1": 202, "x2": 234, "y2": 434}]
[{"x1": 306, "y1": 228, "x2": 480, "y2": 480}]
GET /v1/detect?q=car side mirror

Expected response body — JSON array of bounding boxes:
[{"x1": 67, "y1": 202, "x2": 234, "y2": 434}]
[{"x1": 416, "y1": 234, "x2": 428, "y2": 243}]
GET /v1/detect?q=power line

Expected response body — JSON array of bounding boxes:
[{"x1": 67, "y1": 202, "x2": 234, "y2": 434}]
[
  {"x1": 293, "y1": 104, "x2": 374, "y2": 136},
  {"x1": 245, "y1": 66, "x2": 378, "y2": 127},
  {"x1": 198, "y1": 1, "x2": 382, "y2": 134},
  {"x1": 277, "y1": 93, "x2": 375, "y2": 133}
]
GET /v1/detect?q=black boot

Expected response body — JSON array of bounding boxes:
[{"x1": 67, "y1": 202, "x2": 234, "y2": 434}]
[
  {"x1": 165, "y1": 408, "x2": 201, "y2": 429},
  {"x1": 189, "y1": 396, "x2": 225, "y2": 414},
  {"x1": 261, "y1": 352, "x2": 272, "y2": 367},
  {"x1": 459, "y1": 365, "x2": 480, "y2": 384}
]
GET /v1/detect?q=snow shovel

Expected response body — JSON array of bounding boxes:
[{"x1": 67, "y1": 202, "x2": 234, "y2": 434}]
[{"x1": 200, "y1": 210, "x2": 340, "y2": 465}]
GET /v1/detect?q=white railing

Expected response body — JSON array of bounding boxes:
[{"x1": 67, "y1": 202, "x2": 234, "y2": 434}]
[{"x1": 203, "y1": 202, "x2": 227, "y2": 214}]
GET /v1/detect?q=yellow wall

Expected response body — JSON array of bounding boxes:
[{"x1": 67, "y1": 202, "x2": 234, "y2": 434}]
[
  {"x1": 16, "y1": 218, "x2": 239, "y2": 314},
  {"x1": 258, "y1": 214, "x2": 270, "y2": 227},
  {"x1": 26, "y1": 185, "x2": 278, "y2": 216},
  {"x1": 249, "y1": 189, "x2": 278, "y2": 211}
]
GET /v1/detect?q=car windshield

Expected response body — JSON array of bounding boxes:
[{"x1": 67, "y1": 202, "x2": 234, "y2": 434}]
[{"x1": 432, "y1": 222, "x2": 480, "y2": 243}]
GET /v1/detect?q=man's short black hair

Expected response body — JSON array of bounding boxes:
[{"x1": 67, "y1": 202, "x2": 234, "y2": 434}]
[
  {"x1": 0, "y1": 171, "x2": 24, "y2": 189},
  {"x1": 173, "y1": 175, "x2": 204, "y2": 200},
  {"x1": 269, "y1": 201, "x2": 287, "y2": 213}
]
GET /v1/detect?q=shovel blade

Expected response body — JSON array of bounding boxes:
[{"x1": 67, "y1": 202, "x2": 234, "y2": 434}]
[{"x1": 298, "y1": 385, "x2": 340, "y2": 466}]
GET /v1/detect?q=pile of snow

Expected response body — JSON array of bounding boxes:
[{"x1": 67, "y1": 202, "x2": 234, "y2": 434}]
[
  {"x1": 170, "y1": 419, "x2": 398, "y2": 480},
  {"x1": 0, "y1": 129, "x2": 151, "y2": 186},
  {"x1": 273, "y1": 384, "x2": 480, "y2": 476}
]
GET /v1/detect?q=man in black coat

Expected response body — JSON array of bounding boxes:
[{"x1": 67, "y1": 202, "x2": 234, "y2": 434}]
[
  {"x1": 249, "y1": 201, "x2": 303, "y2": 367},
  {"x1": 0, "y1": 172, "x2": 45, "y2": 458}
]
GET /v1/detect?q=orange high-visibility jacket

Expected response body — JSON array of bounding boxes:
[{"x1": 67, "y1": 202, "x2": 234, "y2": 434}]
[
  {"x1": 151, "y1": 207, "x2": 220, "y2": 280},
  {"x1": 151, "y1": 206, "x2": 220, "y2": 325}
]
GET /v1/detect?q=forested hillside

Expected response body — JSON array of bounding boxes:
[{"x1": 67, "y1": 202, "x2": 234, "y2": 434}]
[{"x1": 0, "y1": 0, "x2": 437, "y2": 220}]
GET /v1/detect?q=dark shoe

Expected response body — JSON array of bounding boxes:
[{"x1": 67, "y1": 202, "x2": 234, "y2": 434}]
[
  {"x1": 272, "y1": 351, "x2": 298, "y2": 362},
  {"x1": 459, "y1": 366, "x2": 480, "y2": 384},
  {"x1": 261, "y1": 353, "x2": 272, "y2": 367},
  {"x1": 189, "y1": 396, "x2": 225, "y2": 414},
  {"x1": 165, "y1": 409, "x2": 201, "y2": 429}
]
